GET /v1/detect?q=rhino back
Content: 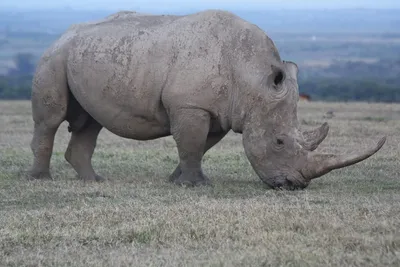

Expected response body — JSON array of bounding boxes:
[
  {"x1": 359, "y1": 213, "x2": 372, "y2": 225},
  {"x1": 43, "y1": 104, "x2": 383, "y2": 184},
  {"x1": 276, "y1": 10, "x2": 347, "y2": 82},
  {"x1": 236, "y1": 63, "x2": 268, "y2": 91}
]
[{"x1": 61, "y1": 10, "x2": 281, "y2": 138}]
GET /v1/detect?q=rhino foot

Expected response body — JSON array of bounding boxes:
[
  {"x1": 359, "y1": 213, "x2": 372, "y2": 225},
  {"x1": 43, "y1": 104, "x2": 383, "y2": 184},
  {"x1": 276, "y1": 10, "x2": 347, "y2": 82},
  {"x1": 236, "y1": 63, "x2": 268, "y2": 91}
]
[
  {"x1": 171, "y1": 172, "x2": 211, "y2": 187},
  {"x1": 168, "y1": 166, "x2": 211, "y2": 186}
]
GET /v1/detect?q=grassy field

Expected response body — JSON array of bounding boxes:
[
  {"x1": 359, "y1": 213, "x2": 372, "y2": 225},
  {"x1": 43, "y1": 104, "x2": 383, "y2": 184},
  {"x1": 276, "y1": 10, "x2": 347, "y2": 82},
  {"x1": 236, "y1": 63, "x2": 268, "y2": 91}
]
[{"x1": 1, "y1": 100, "x2": 400, "y2": 266}]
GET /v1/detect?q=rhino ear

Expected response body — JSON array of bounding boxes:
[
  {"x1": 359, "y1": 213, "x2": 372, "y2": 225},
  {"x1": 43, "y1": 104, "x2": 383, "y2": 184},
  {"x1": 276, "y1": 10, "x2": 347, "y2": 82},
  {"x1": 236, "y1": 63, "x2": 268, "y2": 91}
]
[
  {"x1": 268, "y1": 64, "x2": 286, "y2": 88},
  {"x1": 283, "y1": 60, "x2": 299, "y2": 80}
]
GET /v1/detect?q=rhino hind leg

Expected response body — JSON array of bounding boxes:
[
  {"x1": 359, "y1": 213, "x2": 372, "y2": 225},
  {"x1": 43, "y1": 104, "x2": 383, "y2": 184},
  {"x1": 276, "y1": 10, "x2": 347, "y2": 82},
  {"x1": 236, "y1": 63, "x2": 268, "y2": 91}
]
[
  {"x1": 168, "y1": 109, "x2": 216, "y2": 187},
  {"x1": 27, "y1": 61, "x2": 69, "y2": 180},
  {"x1": 168, "y1": 131, "x2": 228, "y2": 183},
  {"x1": 64, "y1": 117, "x2": 104, "y2": 182}
]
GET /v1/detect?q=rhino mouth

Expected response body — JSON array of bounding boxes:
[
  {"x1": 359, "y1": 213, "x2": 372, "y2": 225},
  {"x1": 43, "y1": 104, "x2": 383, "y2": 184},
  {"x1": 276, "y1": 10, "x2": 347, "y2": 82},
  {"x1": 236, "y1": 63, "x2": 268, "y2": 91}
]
[
  {"x1": 262, "y1": 172, "x2": 310, "y2": 191},
  {"x1": 270, "y1": 179, "x2": 307, "y2": 191}
]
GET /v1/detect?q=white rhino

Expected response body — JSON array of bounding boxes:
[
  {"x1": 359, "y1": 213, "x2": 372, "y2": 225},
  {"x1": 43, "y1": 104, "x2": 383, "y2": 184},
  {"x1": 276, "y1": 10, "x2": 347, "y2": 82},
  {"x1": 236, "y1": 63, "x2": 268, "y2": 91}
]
[{"x1": 27, "y1": 10, "x2": 386, "y2": 190}]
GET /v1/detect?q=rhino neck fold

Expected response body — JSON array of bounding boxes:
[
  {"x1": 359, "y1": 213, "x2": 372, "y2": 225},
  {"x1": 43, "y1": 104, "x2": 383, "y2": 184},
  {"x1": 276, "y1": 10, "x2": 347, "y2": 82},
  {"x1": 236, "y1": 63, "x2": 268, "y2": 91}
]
[{"x1": 227, "y1": 83, "x2": 246, "y2": 134}]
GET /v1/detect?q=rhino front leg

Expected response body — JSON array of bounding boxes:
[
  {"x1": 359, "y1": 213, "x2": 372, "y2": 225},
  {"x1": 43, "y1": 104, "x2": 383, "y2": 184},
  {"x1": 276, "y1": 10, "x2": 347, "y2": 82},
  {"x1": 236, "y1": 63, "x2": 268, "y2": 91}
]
[
  {"x1": 64, "y1": 118, "x2": 104, "y2": 182},
  {"x1": 169, "y1": 109, "x2": 212, "y2": 186},
  {"x1": 168, "y1": 131, "x2": 228, "y2": 182}
]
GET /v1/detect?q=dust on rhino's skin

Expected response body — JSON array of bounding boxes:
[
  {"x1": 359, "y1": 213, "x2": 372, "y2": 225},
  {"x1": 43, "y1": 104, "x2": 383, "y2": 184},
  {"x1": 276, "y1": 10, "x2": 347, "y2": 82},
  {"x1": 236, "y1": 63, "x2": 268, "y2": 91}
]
[{"x1": 27, "y1": 9, "x2": 386, "y2": 189}]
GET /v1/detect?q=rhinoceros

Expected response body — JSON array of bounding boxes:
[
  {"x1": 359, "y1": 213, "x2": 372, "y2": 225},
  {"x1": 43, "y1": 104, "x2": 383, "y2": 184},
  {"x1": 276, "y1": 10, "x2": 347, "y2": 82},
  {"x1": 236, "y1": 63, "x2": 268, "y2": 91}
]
[{"x1": 27, "y1": 10, "x2": 386, "y2": 190}]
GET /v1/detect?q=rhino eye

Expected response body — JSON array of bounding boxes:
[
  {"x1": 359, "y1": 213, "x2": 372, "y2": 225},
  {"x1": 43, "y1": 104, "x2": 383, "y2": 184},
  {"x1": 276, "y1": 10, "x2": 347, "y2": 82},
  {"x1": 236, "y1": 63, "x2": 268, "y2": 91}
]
[
  {"x1": 274, "y1": 71, "x2": 284, "y2": 86},
  {"x1": 277, "y1": 138, "x2": 284, "y2": 145}
]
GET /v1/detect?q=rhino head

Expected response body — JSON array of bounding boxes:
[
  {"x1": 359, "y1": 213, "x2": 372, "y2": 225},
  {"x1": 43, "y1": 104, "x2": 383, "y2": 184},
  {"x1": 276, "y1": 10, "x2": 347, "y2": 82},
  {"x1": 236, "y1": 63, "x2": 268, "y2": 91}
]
[{"x1": 240, "y1": 60, "x2": 386, "y2": 190}]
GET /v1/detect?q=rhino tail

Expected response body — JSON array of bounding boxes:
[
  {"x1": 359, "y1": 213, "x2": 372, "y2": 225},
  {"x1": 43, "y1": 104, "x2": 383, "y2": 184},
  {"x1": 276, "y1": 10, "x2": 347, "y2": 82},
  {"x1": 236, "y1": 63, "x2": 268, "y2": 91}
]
[{"x1": 65, "y1": 90, "x2": 92, "y2": 133}]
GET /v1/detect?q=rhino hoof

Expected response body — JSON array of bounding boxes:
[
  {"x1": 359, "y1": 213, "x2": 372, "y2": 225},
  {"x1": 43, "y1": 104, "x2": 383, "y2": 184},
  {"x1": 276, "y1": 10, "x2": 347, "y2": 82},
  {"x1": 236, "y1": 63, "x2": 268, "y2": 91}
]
[
  {"x1": 168, "y1": 167, "x2": 182, "y2": 182},
  {"x1": 80, "y1": 174, "x2": 106, "y2": 182},
  {"x1": 25, "y1": 170, "x2": 53, "y2": 180},
  {"x1": 171, "y1": 173, "x2": 212, "y2": 187},
  {"x1": 95, "y1": 175, "x2": 106, "y2": 182}
]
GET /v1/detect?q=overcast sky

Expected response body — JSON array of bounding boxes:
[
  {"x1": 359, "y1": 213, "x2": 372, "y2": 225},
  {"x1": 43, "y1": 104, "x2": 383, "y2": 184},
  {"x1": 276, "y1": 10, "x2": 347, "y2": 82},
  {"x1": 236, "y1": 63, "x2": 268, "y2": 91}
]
[{"x1": 2, "y1": 0, "x2": 400, "y2": 10}]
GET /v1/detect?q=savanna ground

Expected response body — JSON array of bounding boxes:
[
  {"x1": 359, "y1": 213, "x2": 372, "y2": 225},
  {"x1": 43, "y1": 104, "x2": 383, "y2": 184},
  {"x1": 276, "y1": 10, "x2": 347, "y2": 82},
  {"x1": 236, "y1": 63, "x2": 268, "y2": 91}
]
[{"x1": 1, "y1": 100, "x2": 400, "y2": 266}]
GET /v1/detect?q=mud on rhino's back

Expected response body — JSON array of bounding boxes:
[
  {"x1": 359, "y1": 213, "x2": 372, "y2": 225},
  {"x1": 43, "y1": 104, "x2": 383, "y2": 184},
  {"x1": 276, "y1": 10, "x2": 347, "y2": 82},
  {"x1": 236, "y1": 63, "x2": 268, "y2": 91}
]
[
  {"x1": 61, "y1": 11, "x2": 188, "y2": 140},
  {"x1": 67, "y1": 11, "x2": 182, "y2": 36}
]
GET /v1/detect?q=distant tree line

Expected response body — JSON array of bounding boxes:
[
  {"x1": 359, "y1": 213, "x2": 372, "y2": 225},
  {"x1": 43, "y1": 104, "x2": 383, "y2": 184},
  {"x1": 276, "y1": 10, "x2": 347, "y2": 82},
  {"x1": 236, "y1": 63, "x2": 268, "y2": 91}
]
[
  {"x1": 1, "y1": 53, "x2": 400, "y2": 102},
  {"x1": 0, "y1": 53, "x2": 35, "y2": 99},
  {"x1": 299, "y1": 78, "x2": 400, "y2": 102},
  {"x1": 297, "y1": 57, "x2": 400, "y2": 102},
  {"x1": 301, "y1": 57, "x2": 400, "y2": 81}
]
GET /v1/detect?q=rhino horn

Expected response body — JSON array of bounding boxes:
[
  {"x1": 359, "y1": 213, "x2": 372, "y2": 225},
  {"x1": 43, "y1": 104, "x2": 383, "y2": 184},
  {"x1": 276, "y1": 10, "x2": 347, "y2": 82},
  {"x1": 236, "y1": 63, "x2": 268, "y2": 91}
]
[
  {"x1": 298, "y1": 122, "x2": 329, "y2": 151},
  {"x1": 301, "y1": 136, "x2": 386, "y2": 180}
]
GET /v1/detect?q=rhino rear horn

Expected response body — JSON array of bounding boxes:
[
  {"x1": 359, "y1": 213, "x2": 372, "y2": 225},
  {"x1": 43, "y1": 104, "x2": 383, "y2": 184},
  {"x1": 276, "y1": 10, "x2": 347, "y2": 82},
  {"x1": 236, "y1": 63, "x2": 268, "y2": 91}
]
[{"x1": 300, "y1": 122, "x2": 329, "y2": 151}]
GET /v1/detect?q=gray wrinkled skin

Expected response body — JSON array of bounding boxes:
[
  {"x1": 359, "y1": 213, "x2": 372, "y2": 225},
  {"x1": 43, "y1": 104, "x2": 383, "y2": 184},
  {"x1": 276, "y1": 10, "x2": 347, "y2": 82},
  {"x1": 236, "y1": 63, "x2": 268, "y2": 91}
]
[{"x1": 27, "y1": 10, "x2": 386, "y2": 189}]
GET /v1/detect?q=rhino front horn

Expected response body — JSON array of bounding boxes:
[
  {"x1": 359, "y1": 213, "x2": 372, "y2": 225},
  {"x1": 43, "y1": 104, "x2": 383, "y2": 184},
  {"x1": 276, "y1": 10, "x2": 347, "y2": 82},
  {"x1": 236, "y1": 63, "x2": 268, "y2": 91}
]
[{"x1": 301, "y1": 136, "x2": 387, "y2": 180}]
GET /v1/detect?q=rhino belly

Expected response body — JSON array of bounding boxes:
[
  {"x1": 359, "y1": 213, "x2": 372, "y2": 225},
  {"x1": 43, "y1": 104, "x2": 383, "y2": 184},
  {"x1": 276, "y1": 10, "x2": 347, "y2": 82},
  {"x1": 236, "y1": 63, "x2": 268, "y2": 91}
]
[{"x1": 66, "y1": 52, "x2": 171, "y2": 140}]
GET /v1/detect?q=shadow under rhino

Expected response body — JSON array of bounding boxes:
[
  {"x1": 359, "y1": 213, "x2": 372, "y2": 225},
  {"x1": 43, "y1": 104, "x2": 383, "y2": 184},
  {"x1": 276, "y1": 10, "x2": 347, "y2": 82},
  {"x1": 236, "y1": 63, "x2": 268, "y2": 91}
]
[{"x1": 25, "y1": 10, "x2": 386, "y2": 190}]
